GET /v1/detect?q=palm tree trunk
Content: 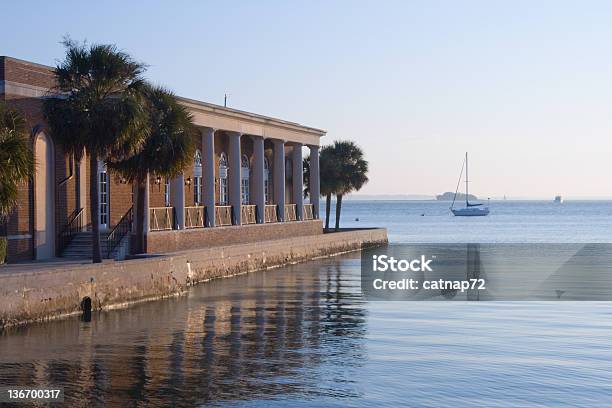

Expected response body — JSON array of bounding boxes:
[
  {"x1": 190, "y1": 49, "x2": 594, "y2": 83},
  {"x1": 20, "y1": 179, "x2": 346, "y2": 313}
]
[
  {"x1": 89, "y1": 156, "x2": 102, "y2": 263},
  {"x1": 134, "y1": 180, "x2": 146, "y2": 254},
  {"x1": 335, "y1": 194, "x2": 343, "y2": 231},
  {"x1": 325, "y1": 193, "x2": 331, "y2": 230}
]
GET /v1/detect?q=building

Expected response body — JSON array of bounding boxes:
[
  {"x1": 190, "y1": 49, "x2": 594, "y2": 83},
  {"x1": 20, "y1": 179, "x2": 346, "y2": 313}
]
[{"x1": 0, "y1": 56, "x2": 323, "y2": 262}]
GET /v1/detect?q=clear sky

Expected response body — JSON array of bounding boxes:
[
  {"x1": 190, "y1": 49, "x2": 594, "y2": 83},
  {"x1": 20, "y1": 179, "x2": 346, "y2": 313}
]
[{"x1": 2, "y1": 1, "x2": 612, "y2": 198}]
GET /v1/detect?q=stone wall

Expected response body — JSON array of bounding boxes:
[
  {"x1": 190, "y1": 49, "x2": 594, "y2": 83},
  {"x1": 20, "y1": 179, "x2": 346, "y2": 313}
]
[
  {"x1": 0, "y1": 228, "x2": 387, "y2": 328},
  {"x1": 145, "y1": 219, "x2": 323, "y2": 253}
]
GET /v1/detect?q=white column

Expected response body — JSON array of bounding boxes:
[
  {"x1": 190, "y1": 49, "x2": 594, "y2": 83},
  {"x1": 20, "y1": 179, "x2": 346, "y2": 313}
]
[
  {"x1": 253, "y1": 136, "x2": 265, "y2": 224},
  {"x1": 292, "y1": 144, "x2": 304, "y2": 220},
  {"x1": 273, "y1": 140, "x2": 286, "y2": 221},
  {"x1": 229, "y1": 132, "x2": 242, "y2": 225},
  {"x1": 202, "y1": 128, "x2": 216, "y2": 227},
  {"x1": 78, "y1": 153, "x2": 88, "y2": 229},
  {"x1": 171, "y1": 174, "x2": 185, "y2": 229},
  {"x1": 309, "y1": 145, "x2": 320, "y2": 219},
  {"x1": 143, "y1": 173, "x2": 150, "y2": 233}
]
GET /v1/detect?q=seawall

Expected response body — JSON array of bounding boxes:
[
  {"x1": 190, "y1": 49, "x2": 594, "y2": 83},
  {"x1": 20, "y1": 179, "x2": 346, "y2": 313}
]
[{"x1": 0, "y1": 228, "x2": 387, "y2": 328}]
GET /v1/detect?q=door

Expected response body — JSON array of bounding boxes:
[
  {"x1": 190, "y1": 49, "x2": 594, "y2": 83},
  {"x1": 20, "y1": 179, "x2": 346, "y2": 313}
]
[
  {"x1": 98, "y1": 161, "x2": 109, "y2": 230},
  {"x1": 35, "y1": 132, "x2": 55, "y2": 259}
]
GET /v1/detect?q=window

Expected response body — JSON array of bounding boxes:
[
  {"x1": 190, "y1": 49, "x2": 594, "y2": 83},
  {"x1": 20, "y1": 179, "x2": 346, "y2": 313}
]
[
  {"x1": 241, "y1": 155, "x2": 250, "y2": 204},
  {"x1": 264, "y1": 157, "x2": 271, "y2": 204},
  {"x1": 194, "y1": 149, "x2": 202, "y2": 168},
  {"x1": 164, "y1": 178, "x2": 171, "y2": 207},
  {"x1": 194, "y1": 150, "x2": 202, "y2": 205},
  {"x1": 194, "y1": 177, "x2": 202, "y2": 205},
  {"x1": 98, "y1": 162, "x2": 108, "y2": 227},
  {"x1": 219, "y1": 152, "x2": 228, "y2": 205}
]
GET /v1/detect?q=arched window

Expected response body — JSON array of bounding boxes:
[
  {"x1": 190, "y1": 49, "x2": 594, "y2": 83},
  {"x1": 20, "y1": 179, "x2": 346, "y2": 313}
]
[
  {"x1": 218, "y1": 152, "x2": 228, "y2": 205},
  {"x1": 241, "y1": 154, "x2": 250, "y2": 204},
  {"x1": 264, "y1": 157, "x2": 271, "y2": 204},
  {"x1": 194, "y1": 150, "x2": 202, "y2": 205}
]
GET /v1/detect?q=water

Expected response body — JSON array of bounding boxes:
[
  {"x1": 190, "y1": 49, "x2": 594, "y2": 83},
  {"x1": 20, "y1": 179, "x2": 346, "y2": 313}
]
[
  {"x1": 331, "y1": 200, "x2": 612, "y2": 243},
  {"x1": 1, "y1": 200, "x2": 611, "y2": 407}
]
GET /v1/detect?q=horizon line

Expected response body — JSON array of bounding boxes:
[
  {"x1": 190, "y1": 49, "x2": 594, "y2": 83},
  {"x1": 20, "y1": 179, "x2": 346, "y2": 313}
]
[{"x1": 346, "y1": 194, "x2": 612, "y2": 201}]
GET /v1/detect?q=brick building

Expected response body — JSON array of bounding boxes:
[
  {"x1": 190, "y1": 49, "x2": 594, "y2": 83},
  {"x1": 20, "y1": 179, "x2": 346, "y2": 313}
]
[{"x1": 0, "y1": 56, "x2": 323, "y2": 262}]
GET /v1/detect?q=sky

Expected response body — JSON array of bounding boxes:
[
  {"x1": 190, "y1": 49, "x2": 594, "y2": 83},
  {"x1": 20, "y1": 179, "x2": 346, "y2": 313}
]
[{"x1": 2, "y1": 1, "x2": 612, "y2": 199}]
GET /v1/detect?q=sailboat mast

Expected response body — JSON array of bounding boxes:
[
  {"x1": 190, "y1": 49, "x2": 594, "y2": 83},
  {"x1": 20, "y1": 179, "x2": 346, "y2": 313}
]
[{"x1": 465, "y1": 152, "x2": 469, "y2": 205}]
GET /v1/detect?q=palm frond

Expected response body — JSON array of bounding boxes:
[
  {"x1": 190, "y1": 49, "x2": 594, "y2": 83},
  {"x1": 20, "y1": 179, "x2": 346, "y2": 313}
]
[
  {"x1": 108, "y1": 83, "x2": 196, "y2": 183},
  {"x1": 0, "y1": 102, "x2": 34, "y2": 218}
]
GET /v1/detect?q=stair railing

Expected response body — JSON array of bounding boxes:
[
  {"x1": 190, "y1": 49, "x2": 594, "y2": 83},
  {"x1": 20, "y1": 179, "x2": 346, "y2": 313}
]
[
  {"x1": 106, "y1": 206, "x2": 133, "y2": 259},
  {"x1": 57, "y1": 208, "x2": 84, "y2": 256}
]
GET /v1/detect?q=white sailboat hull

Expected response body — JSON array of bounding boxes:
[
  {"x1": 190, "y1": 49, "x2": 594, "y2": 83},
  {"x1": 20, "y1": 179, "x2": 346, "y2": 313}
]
[{"x1": 451, "y1": 207, "x2": 490, "y2": 217}]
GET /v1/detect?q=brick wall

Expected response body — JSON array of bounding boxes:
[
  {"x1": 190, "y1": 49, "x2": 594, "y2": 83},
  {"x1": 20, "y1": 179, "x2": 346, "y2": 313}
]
[
  {"x1": 285, "y1": 145, "x2": 294, "y2": 203},
  {"x1": 1, "y1": 58, "x2": 79, "y2": 261},
  {"x1": 2, "y1": 92, "x2": 33, "y2": 261},
  {"x1": 54, "y1": 145, "x2": 78, "y2": 245},
  {"x1": 109, "y1": 177, "x2": 133, "y2": 227},
  {"x1": 4, "y1": 171, "x2": 32, "y2": 262},
  {"x1": 2, "y1": 57, "x2": 56, "y2": 89},
  {"x1": 146, "y1": 219, "x2": 323, "y2": 254},
  {"x1": 146, "y1": 177, "x2": 161, "y2": 208}
]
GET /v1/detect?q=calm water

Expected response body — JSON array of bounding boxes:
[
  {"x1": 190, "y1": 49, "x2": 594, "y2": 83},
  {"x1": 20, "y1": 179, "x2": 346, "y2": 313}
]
[
  {"x1": 333, "y1": 200, "x2": 612, "y2": 243},
  {"x1": 1, "y1": 200, "x2": 612, "y2": 407}
]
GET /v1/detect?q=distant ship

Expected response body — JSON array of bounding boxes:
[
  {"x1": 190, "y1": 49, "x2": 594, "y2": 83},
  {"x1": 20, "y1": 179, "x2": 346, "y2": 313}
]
[
  {"x1": 450, "y1": 152, "x2": 490, "y2": 216},
  {"x1": 554, "y1": 195, "x2": 563, "y2": 204}
]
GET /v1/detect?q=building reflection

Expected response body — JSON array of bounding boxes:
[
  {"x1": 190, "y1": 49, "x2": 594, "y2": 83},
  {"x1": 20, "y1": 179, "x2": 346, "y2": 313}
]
[{"x1": 0, "y1": 255, "x2": 366, "y2": 406}]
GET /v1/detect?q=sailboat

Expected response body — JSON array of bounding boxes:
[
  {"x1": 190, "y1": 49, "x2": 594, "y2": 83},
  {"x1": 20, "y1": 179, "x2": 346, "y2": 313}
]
[{"x1": 450, "y1": 152, "x2": 490, "y2": 216}]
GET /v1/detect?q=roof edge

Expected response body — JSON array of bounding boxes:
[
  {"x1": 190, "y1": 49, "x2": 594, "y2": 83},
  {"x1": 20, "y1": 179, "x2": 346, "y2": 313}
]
[{"x1": 0, "y1": 55, "x2": 326, "y2": 135}]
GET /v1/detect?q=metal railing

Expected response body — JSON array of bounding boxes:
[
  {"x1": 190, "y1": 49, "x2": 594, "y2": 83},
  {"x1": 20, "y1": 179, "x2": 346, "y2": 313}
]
[
  {"x1": 185, "y1": 206, "x2": 205, "y2": 229},
  {"x1": 241, "y1": 205, "x2": 257, "y2": 225},
  {"x1": 265, "y1": 205, "x2": 278, "y2": 223},
  {"x1": 106, "y1": 206, "x2": 133, "y2": 258},
  {"x1": 57, "y1": 207, "x2": 84, "y2": 256},
  {"x1": 215, "y1": 205, "x2": 232, "y2": 226},
  {"x1": 150, "y1": 207, "x2": 175, "y2": 231},
  {"x1": 303, "y1": 204, "x2": 314, "y2": 220},
  {"x1": 284, "y1": 204, "x2": 297, "y2": 222}
]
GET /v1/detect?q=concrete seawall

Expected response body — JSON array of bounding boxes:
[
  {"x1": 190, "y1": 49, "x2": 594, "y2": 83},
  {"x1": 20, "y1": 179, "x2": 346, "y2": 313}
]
[{"x1": 0, "y1": 228, "x2": 387, "y2": 328}]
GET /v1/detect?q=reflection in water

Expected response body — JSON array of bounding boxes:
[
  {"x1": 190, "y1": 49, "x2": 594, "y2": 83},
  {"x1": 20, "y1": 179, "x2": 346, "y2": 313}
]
[
  {"x1": 4, "y1": 251, "x2": 610, "y2": 407},
  {"x1": 0, "y1": 256, "x2": 366, "y2": 407}
]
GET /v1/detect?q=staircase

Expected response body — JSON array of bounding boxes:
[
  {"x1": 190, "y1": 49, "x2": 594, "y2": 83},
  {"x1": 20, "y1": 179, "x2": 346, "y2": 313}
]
[
  {"x1": 61, "y1": 207, "x2": 133, "y2": 261},
  {"x1": 61, "y1": 232, "x2": 107, "y2": 259},
  {"x1": 61, "y1": 232, "x2": 130, "y2": 260}
]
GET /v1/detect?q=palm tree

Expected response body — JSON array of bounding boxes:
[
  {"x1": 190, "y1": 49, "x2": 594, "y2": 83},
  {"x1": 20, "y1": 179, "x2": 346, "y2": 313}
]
[
  {"x1": 108, "y1": 85, "x2": 196, "y2": 253},
  {"x1": 43, "y1": 39, "x2": 148, "y2": 263},
  {"x1": 304, "y1": 145, "x2": 342, "y2": 230},
  {"x1": 0, "y1": 102, "x2": 34, "y2": 218},
  {"x1": 331, "y1": 141, "x2": 368, "y2": 231}
]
